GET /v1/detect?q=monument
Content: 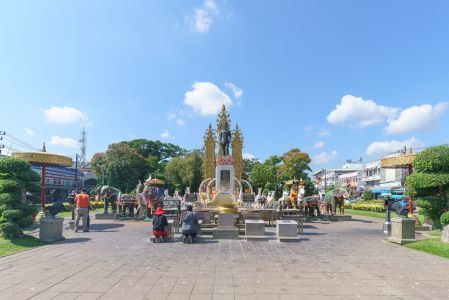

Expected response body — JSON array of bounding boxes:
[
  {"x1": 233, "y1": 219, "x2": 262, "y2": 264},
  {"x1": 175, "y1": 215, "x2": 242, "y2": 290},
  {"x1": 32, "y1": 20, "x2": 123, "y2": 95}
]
[{"x1": 198, "y1": 105, "x2": 251, "y2": 239}]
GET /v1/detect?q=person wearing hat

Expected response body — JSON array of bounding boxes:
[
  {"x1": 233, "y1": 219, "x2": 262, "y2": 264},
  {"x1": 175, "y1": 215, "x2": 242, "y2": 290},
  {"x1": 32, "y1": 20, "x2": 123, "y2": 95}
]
[{"x1": 152, "y1": 207, "x2": 168, "y2": 242}]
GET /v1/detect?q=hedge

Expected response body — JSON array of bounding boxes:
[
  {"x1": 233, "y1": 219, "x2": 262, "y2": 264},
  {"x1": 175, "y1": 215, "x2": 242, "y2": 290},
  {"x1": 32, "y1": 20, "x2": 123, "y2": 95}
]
[
  {"x1": 351, "y1": 203, "x2": 385, "y2": 212},
  {"x1": 46, "y1": 201, "x2": 105, "y2": 212},
  {"x1": 441, "y1": 212, "x2": 449, "y2": 226}
]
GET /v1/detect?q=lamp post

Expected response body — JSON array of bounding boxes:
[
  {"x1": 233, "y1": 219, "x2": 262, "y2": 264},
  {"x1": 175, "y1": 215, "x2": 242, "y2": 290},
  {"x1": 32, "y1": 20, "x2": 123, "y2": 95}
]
[{"x1": 383, "y1": 195, "x2": 392, "y2": 235}]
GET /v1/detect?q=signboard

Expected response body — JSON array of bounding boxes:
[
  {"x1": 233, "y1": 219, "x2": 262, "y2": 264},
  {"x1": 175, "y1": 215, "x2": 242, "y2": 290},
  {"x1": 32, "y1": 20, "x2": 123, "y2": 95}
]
[
  {"x1": 242, "y1": 193, "x2": 255, "y2": 202},
  {"x1": 184, "y1": 193, "x2": 198, "y2": 203}
]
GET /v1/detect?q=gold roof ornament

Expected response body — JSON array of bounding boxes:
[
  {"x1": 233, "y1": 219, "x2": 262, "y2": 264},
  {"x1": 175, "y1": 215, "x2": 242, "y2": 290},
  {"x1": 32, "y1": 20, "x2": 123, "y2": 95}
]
[
  {"x1": 12, "y1": 151, "x2": 72, "y2": 167},
  {"x1": 380, "y1": 153, "x2": 416, "y2": 169},
  {"x1": 217, "y1": 104, "x2": 231, "y2": 133}
]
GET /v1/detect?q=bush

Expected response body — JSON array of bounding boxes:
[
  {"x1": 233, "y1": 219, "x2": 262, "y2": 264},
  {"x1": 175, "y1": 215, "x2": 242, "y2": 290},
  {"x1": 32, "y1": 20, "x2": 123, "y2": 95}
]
[
  {"x1": 356, "y1": 199, "x2": 384, "y2": 205},
  {"x1": 363, "y1": 190, "x2": 373, "y2": 201},
  {"x1": 0, "y1": 222, "x2": 21, "y2": 239},
  {"x1": 441, "y1": 212, "x2": 449, "y2": 226},
  {"x1": 415, "y1": 196, "x2": 447, "y2": 228},
  {"x1": 351, "y1": 203, "x2": 385, "y2": 212},
  {"x1": 2, "y1": 209, "x2": 23, "y2": 221}
]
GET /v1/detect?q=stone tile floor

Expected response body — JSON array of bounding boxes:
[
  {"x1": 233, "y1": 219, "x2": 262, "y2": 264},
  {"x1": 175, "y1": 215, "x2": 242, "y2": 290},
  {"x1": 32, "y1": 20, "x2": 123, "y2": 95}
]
[{"x1": 1, "y1": 216, "x2": 448, "y2": 299}]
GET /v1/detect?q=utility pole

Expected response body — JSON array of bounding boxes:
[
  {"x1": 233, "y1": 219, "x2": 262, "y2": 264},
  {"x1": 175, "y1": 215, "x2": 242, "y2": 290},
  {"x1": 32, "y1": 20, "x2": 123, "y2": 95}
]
[{"x1": 79, "y1": 126, "x2": 87, "y2": 167}]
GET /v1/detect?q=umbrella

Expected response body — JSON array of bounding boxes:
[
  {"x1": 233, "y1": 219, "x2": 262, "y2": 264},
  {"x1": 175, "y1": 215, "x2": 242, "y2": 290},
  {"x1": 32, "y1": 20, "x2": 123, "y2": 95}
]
[{"x1": 147, "y1": 178, "x2": 165, "y2": 185}]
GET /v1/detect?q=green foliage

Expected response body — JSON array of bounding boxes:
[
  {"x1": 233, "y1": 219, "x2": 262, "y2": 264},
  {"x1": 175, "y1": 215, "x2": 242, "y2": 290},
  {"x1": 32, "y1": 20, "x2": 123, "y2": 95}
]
[
  {"x1": 0, "y1": 235, "x2": 45, "y2": 257},
  {"x1": 0, "y1": 157, "x2": 38, "y2": 239},
  {"x1": 413, "y1": 145, "x2": 449, "y2": 174},
  {"x1": 351, "y1": 203, "x2": 385, "y2": 212},
  {"x1": 363, "y1": 190, "x2": 373, "y2": 201},
  {"x1": 441, "y1": 212, "x2": 449, "y2": 226},
  {"x1": 407, "y1": 145, "x2": 449, "y2": 227},
  {"x1": 356, "y1": 199, "x2": 384, "y2": 205},
  {"x1": 251, "y1": 163, "x2": 276, "y2": 190},
  {"x1": 165, "y1": 150, "x2": 204, "y2": 194},
  {"x1": 405, "y1": 239, "x2": 449, "y2": 260},
  {"x1": 2, "y1": 210, "x2": 23, "y2": 221},
  {"x1": 0, "y1": 222, "x2": 21, "y2": 239},
  {"x1": 414, "y1": 196, "x2": 447, "y2": 228},
  {"x1": 242, "y1": 158, "x2": 259, "y2": 182}
]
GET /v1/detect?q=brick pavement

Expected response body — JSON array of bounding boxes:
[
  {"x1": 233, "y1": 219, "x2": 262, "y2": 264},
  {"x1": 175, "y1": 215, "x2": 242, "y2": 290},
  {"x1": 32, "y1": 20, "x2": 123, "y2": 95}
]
[{"x1": 0, "y1": 216, "x2": 448, "y2": 299}]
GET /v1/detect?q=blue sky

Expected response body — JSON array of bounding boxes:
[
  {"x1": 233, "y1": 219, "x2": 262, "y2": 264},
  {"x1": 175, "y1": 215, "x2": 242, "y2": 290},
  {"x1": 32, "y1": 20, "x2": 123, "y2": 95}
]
[{"x1": 1, "y1": 0, "x2": 449, "y2": 171}]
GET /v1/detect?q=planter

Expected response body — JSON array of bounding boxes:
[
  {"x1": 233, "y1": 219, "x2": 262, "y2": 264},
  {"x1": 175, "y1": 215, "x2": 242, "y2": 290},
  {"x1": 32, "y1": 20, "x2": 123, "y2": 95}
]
[
  {"x1": 39, "y1": 217, "x2": 64, "y2": 242},
  {"x1": 442, "y1": 225, "x2": 449, "y2": 243}
]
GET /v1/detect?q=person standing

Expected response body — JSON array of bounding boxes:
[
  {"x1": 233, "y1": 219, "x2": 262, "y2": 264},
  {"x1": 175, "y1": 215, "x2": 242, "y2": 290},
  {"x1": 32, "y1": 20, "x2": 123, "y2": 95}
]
[
  {"x1": 181, "y1": 205, "x2": 199, "y2": 243},
  {"x1": 75, "y1": 189, "x2": 91, "y2": 233}
]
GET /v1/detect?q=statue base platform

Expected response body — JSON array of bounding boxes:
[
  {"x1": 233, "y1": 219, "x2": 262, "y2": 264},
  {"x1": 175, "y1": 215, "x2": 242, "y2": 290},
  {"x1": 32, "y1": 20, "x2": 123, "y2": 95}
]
[
  {"x1": 330, "y1": 215, "x2": 352, "y2": 222},
  {"x1": 39, "y1": 217, "x2": 64, "y2": 243},
  {"x1": 415, "y1": 224, "x2": 432, "y2": 231},
  {"x1": 213, "y1": 226, "x2": 239, "y2": 239},
  {"x1": 95, "y1": 213, "x2": 115, "y2": 220}
]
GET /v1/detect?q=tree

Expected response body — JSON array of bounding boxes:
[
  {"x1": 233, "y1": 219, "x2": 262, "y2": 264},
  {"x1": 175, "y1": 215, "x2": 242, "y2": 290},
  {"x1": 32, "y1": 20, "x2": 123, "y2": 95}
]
[
  {"x1": 165, "y1": 150, "x2": 204, "y2": 194},
  {"x1": 407, "y1": 145, "x2": 449, "y2": 227},
  {"x1": 251, "y1": 163, "x2": 276, "y2": 190},
  {"x1": 90, "y1": 152, "x2": 107, "y2": 185},
  {"x1": 277, "y1": 149, "x2": 311, "y2": 182},
  {"x1": 0, "y1": 157, "x2": 40, "y2": 238},
  {"x1": 242, "y1": 158, "x2": 259, "y2": 182}
]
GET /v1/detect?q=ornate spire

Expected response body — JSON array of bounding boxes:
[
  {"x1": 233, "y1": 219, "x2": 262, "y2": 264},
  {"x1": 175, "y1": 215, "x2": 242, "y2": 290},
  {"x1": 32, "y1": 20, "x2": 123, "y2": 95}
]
[
  {"x1": 217, "y1": 104, "x2": 231, "y2": 133},
  {"x1": 41, "y1": 142, "x2": 47, "y2": 152},
  {"x1": 203, "y1": 123, "x2": 216, "y2": 179},
  {"x1": 232, "y1": 123, "x2": 244, "y2": 180}
]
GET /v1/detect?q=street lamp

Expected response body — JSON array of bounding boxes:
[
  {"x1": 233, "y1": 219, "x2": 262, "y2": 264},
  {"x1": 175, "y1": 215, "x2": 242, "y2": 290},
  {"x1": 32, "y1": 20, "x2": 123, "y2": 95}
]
[{"x1": 383, "y1": 195, "x2": 392, "y2": 235}]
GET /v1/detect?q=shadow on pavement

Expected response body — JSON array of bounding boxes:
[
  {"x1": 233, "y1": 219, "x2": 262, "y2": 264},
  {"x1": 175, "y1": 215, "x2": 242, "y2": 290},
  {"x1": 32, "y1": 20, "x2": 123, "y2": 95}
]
[
  {"x1": 350, "y1": 218, "x2": 375, "y2": 223},
  {"x1": 57, "y1": 237, "x2": 91, "y2": 244},
  {"x1": 303, "y1": 224, "x2": 318, "y2": 229},
  {"x1": 90, "y1": 223, "x2": 125, "y2": 232},
  {"x1": 302, "y1": 232, "x2": 327, "y2": 236}
]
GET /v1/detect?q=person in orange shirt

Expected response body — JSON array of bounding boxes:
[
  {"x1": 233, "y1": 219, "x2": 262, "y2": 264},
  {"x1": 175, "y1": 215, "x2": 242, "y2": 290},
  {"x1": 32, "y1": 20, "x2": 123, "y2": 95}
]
[{"x1": 75, "y1": 189, "x2": 91, "y2": 233}]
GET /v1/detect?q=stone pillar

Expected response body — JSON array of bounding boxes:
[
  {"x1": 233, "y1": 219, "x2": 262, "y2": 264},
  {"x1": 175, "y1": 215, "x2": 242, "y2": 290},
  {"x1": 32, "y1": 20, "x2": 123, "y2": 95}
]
[
  {"x1": 388, "y1": 218, "x2": 416, "y2": 244},
  {"x1": 442, "y1": 225, "x2": 449, "y2": 243},
  {"x1": 276, "y1": 220, "x2": 299, "y2": 241},
  {"x1": 39, "y1": 217, "x2": 64, "y2": 242},
  {"x1": 212, "y1": 213, "x2": 239, "y2": 239}
]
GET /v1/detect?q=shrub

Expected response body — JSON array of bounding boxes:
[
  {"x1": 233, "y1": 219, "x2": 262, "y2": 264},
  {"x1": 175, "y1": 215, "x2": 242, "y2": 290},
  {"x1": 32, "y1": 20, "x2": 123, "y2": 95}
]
[
  {"x1": 441, "y1": 212, "x2": 449, "y2": 226},
  {"x1": 0, "y1": 222, "x2": 21, "y2": 239},
  {"x1": 363, "y1": 190, "x2": 373, "y2": 201},
  {"x1": 2, "y1": 209, "x2": 23, "y2": 221},
  {"x1": 415, "y1": 196, "x2": 447, "y2": 228},
  {"x1": 351, "y1": 203, "x2": 385, "y2": 212},
  {"x1": 356, "y1": 199, "x2": 384, "y2": 205}
]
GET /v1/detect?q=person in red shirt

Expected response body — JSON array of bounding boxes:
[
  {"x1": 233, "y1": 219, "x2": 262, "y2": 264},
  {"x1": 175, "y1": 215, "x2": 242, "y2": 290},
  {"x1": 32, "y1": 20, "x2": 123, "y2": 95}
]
[{"x1": 75, "y1": 189, "x2": 91, "y2": 233}]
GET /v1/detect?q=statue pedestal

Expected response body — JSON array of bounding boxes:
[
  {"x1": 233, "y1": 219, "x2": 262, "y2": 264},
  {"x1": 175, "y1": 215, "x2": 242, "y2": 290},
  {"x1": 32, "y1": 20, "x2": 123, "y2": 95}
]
[
  {"x1": 276, "y1": 220, "x2": 299, "y2": 242},
  {"x1": 39, "y1": 217, "x2": 64, "y2": 242},
  {"x1": 388, "y1": 218, "x2": 416, "y2": 244},
  {"x1": 213, "y1": 213, "x2": 239, "y2": 239}
]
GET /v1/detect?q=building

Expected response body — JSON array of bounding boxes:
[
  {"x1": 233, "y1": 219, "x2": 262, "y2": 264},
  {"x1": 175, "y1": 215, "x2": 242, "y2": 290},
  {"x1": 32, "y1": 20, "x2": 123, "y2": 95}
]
[
  {"x1": 313, "y1": 164, "x2": 363, "y2": 191},
  {"x1": 362, "y1": 160, "x2": 381, "y2": 189},
  {"x1": 31, "y1": 164, "x2": 97, "y2": 202}
]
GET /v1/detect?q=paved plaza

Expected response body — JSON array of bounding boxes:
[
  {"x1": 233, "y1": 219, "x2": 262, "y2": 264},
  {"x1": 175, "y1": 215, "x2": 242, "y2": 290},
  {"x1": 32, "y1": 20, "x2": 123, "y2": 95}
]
[{"x1": 1, "y1": 216, "x2": 449, "y2": 300}]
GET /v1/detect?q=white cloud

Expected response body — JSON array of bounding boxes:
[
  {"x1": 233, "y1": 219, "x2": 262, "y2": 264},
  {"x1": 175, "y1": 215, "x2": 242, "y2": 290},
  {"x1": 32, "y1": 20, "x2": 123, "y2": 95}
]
[
  {"x1": 385, "y1": 102, "x2": 448, "y2": 135},
  {"x1": 243, "y1": 152, "x2": 257, "y2": 160},
  {"x1": 312, "y1": 151, "x2": 337, "y2": 164},
  {"x1": 327, "y1": 95, "x2": 398, "y2": 127},
  {"x1": 184, "y1": 82, "x2": 233, "y2": 116},
  {"x1": 48, "y1": 136, "x2": 78, "y2": 148},
  {"x1": 44, "y1": 106, "x2": 87, "y2": 124},
  {"x1": 318, "y1": 128, "x2": 331, "y2": 136},
  {"x1": 188, "y1": 0, "x2": 219, "y2": 33},
  {"x1": 24, "y1": 128, "x2": 35, "y2": 136},
  {"x1": 176, "y1": 118, "x2": 187, "y2": 127},
  {"x1": 366, "y1": 137, "x2": 423, "y2": 156},
  {"x1": 225, "y1": 82, "x2": 243, "y2": 105},
  {"x1": 313, "y1": 141, "x2": 325, "y2": 149},
  {"x1": 167, "y1": 113, "x2": 176, "y2": 121},
  {"x1": 160, "y1": 130, "x2": 174, "y2": 139}
]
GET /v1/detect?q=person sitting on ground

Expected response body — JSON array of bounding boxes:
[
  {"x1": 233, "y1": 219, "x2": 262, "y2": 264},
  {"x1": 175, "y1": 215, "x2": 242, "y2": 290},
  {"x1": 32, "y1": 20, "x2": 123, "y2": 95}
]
[
  {"x1": 74, "y1": 189, "x2": 91, "y2": 233},
  {"x1": 152, "y1": 207, "x2": 168, "y2": 242},
  {"x1": 181, "y1": 205, "x2": 199, "y2": 243}
]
